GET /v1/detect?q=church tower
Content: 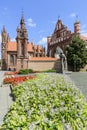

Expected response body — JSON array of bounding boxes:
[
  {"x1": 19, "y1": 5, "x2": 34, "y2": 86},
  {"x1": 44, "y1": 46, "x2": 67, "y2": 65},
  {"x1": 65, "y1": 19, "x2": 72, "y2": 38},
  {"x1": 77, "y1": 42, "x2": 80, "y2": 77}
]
[
  {"x1": 16, "y1": 12, "x2": 28, "y2": 70},
  {"x1": 74, "y1": 21, "x2": 80, "y2": 35},
  {"x1": 1, "y1": 26, "x2": 8, "y2": 70},
  {"x1": 16, "y1": 13, "x2": 28, "y2": 58}
]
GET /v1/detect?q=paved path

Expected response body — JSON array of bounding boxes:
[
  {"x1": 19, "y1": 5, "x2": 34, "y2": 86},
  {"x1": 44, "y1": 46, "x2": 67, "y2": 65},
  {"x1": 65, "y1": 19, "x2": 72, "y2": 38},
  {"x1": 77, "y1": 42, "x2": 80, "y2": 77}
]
[
  {"x1": 0, "y1": 71, "x2": 13, "y2": 126},
  {"x1": 0, "y1": 71, "x2": 6, "y2": 87},
  {"x1": 69, "y1": 72, "x2": 87, "y2": 99}
]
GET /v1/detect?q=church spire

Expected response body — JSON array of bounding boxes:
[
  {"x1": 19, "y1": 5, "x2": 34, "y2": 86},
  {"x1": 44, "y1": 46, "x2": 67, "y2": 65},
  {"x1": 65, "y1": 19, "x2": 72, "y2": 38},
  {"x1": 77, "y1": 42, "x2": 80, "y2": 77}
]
[
  {"x1": 2, "y1": 26, "x2": 6, "y2": 33},
  {"x1": 20, "y1": 10, "x2": 26, "y2": 30},
  {"x1": 1, "y1": 26, "x2": 7, "y2": 43}
]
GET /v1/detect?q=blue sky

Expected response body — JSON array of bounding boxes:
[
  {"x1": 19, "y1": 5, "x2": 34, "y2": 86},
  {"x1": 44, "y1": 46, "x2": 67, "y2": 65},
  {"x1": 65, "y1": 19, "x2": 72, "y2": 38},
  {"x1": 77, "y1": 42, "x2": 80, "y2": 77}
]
[{"x1": 0, "y1": 0, "x2": 87, "y2": 50}]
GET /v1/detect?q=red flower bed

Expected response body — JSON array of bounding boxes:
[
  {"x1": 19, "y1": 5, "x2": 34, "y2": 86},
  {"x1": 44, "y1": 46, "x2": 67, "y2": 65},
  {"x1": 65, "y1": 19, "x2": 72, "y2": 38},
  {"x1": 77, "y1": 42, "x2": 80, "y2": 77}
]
[
  {"x1": 3, "y1": 75, "x2": 35, "y2": 86},
  {"x1": 4, "y1": 71, "x2": 18, "y2": 75}
]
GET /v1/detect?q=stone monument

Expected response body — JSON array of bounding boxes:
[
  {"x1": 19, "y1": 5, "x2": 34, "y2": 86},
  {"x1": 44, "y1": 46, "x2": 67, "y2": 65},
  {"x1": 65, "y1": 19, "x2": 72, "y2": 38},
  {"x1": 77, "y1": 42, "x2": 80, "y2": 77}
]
[{"x1": 55, "y1": 47, "x2": 67, "y2": 73}]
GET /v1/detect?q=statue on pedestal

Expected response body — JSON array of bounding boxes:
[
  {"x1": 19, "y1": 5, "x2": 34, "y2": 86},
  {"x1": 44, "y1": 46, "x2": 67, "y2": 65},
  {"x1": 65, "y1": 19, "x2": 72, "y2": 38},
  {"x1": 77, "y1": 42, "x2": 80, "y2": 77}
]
[{"x1": 55, "y1": 47, "x2": 67, "y2": 73}]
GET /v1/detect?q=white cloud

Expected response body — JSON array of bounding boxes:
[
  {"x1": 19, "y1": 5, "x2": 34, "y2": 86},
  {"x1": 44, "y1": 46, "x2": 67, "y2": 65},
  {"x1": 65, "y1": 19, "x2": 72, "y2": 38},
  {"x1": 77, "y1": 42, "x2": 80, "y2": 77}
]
[
  {"x1": 38, "y1": 37, "x2": 47, "y2": 52},
  {"x1": 27, "y1": 18, "x2": 36, "y2": 27},
  {"x1": 11, "y1": 38, "x2": 16, "y2": 41},
  {"x1": 70, "y1": 13, "x2": 76, "y2": 18},
  {"x1": 38, "y1": 37, "x2": 47, "y2": 45}
]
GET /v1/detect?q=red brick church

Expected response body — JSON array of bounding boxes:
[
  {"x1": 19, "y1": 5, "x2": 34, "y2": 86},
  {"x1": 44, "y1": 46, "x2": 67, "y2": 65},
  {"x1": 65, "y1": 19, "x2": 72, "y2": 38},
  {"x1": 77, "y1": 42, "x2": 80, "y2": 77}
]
[
  {"x1": 2, "y1": 14, "x2": 87, "y2": 72},
  {"x1": 47, "y1": 19, "x2": 87, "y2": 57},
  {"x1": 1, "y1": 14, "x2": 46, "y2": 70}
]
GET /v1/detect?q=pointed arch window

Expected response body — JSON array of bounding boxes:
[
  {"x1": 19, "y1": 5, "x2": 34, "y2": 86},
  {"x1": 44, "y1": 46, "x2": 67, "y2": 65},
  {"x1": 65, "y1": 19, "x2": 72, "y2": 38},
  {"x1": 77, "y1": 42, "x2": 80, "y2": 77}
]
[
  {"x1": 10, "y1": 55, "x2": 14, "y2": 65},
  {"x1": 21, "y1": 43, "x2": 24, "y2": 56}
]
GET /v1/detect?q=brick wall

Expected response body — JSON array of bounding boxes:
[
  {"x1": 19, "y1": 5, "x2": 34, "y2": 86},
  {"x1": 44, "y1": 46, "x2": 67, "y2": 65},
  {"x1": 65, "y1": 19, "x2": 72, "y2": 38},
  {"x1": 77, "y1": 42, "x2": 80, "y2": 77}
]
[
  {"x1": 16, "y1": 59, "x2": 21, "y2": 71},
  {"x1": 23, "y1": 59, "x2": 28, "y2": 69},
  {"x1": 28, "y1": 60, "x2": 61, "y2": 72},
  {"x1": 16, "y1": 58, "x2": 28, "y2": 71}
]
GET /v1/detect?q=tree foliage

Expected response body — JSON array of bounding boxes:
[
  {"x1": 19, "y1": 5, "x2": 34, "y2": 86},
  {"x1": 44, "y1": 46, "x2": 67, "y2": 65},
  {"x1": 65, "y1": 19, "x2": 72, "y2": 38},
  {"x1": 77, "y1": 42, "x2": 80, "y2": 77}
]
[{"x1": 66, "y1": 36, "x2": 87, "y2": 71}]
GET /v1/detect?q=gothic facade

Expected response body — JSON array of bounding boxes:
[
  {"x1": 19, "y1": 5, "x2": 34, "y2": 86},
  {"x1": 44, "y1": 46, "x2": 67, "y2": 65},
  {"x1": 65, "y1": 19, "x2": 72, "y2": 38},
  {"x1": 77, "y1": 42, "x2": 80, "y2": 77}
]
[
  {"x1": 47, "y1": 19, "x2": 87, "y2": 57},
  {"x1": 1, "y1": 14, "x2": 46, "y2": 70}
]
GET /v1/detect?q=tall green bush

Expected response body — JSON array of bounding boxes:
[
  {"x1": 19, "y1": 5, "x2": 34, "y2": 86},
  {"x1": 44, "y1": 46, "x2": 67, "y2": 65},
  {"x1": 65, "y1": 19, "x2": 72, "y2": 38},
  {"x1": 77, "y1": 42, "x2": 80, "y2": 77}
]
[{"x1": 66, "y1": 36, "x2": 87, "y2": 71}]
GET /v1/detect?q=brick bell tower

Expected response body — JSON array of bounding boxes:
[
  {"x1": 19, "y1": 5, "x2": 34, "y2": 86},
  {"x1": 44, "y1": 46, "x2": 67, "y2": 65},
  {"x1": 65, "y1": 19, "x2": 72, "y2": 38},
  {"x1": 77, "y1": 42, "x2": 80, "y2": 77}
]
[
  {"x1": 1, "y1": 26, "x2": 8, "y2": 70},
  {"x1": 16, "y1": 12, "x2": 28, "y2": 70},
  {"x1": 74, "y1": 20, "x2": 80, "y2": 35}
]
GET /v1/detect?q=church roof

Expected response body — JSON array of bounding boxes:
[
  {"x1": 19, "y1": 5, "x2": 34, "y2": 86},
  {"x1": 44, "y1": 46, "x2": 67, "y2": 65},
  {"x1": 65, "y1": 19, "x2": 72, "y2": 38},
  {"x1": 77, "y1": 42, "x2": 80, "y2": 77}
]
[
  {"x1": 7, "y1": 42, "x2": 17, "y2": 51},
  {"x1": 7, "y1": 41, "x2": 43, "y2": 52},
  {"x1": 27, "y1": 43, "x2": 34, "y2": 52}
]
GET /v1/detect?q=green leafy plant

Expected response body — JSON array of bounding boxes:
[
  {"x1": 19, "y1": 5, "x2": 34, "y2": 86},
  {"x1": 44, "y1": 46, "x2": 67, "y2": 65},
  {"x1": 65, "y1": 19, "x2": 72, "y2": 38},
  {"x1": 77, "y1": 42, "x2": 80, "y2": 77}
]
[
  {"x1": 18, "y1": 69, "x2": 34, "y2": 74},
  {"x1": 18, "y1": 69, "x2": 29, "y2": 74},
  {"x1": 28, "y1": 69, "x2": 33, "y2": 73},
  {"x1": 43, "y1": 69, "x2": 56, "y2": 73}
]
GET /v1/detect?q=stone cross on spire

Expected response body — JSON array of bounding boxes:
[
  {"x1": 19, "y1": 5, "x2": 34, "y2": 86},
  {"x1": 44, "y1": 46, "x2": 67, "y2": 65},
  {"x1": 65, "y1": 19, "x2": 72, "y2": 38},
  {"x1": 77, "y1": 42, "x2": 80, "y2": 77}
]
[{"x1": 20, "y1": 9, "x2": 26, "y2": 30}]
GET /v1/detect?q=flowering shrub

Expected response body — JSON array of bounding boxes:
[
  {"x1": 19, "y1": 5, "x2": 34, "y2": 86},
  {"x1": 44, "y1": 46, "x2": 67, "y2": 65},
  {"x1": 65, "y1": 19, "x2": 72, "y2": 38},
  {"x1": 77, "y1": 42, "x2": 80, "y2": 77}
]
[
  {"x1": 3, "y1": 75, "x2": 35, "y2": 86},
  {"x1": 1, "y1": 74, "x2": 87, "y2": 129}
]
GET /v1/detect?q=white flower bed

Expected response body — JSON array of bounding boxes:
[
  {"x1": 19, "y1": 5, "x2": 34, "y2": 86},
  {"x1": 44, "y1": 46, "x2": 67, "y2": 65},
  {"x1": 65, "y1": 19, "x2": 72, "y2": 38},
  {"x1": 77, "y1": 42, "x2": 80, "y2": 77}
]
[{"x1": 1, "y1": 73, "x2": 87, "y2": 129}]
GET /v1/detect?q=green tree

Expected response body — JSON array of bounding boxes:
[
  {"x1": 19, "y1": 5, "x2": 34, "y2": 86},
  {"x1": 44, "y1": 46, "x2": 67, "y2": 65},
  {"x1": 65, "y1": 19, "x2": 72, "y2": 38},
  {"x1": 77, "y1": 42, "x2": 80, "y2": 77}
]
[{"x1": 66, "y1": 36, "x2": 87, "y2": 71}]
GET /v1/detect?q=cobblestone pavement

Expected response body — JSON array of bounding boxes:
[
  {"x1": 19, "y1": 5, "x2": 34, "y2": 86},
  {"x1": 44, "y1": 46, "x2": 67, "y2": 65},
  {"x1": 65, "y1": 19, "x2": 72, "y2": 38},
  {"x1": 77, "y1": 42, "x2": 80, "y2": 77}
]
[
  {"x1": 69, "y1": 72, "x2": 87, "y2": 99},
  {"x1": 0, "y1": 71, "x2": 13, "y2": 126}
]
